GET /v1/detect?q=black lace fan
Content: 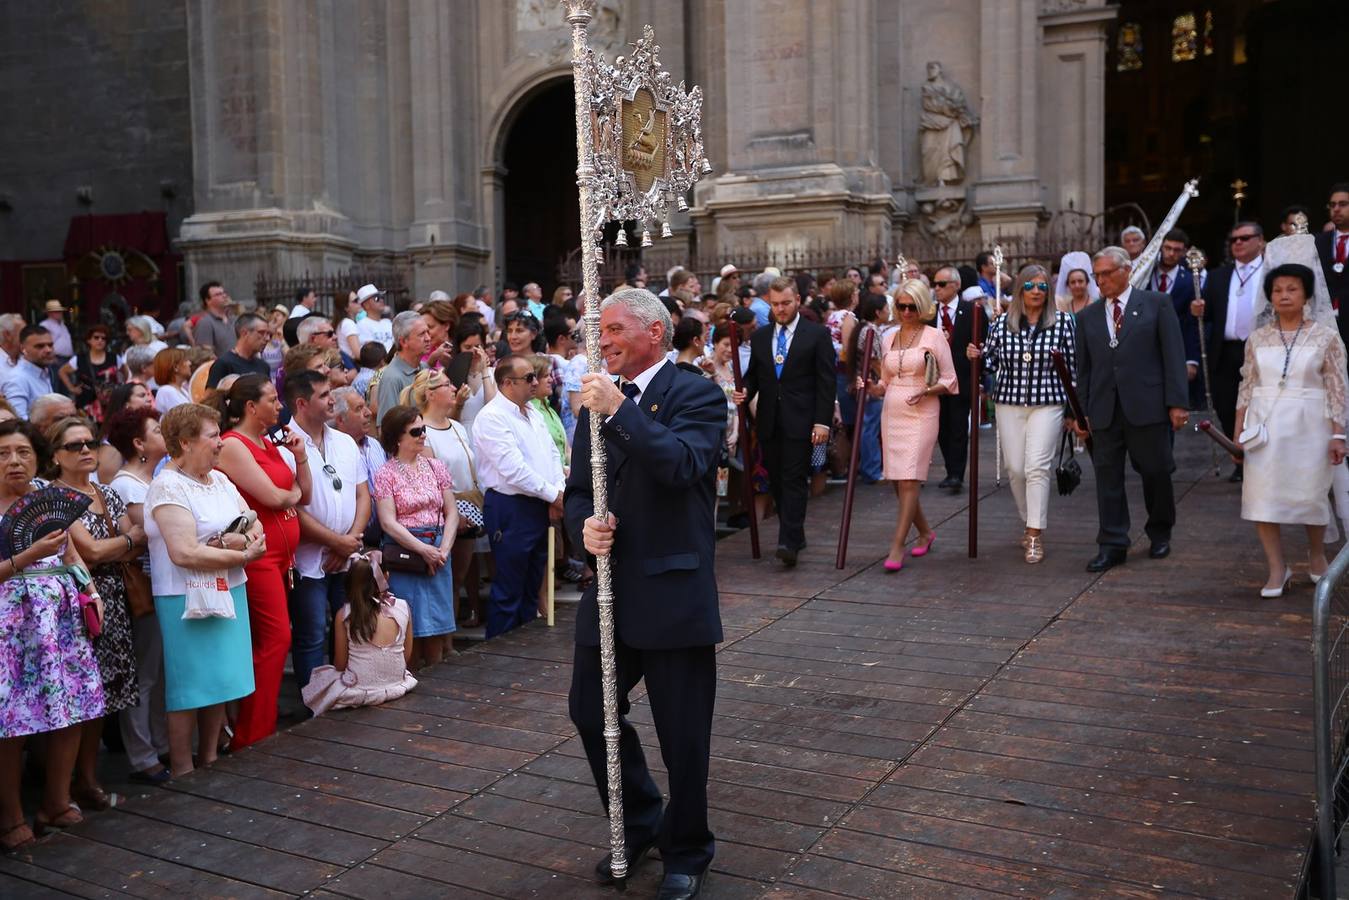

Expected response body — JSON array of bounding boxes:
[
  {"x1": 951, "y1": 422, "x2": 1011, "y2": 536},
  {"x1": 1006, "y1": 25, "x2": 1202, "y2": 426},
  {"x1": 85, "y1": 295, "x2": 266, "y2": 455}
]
[{"x1": 0, "y1": 486, "x2": 93, "y2": 558}]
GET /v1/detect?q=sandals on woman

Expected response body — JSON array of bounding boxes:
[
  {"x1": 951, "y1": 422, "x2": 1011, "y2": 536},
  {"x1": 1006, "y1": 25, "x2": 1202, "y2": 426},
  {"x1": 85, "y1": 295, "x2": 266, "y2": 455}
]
[
  {"x1": 33, "y1": 803, "x2": 82, "y2": 837},
  {"x1": 73, "y1": 787, "x2": 118, "y2": 812},
  {"x1": 1, "y1": 821, "x2": 35, "y2": 854}
]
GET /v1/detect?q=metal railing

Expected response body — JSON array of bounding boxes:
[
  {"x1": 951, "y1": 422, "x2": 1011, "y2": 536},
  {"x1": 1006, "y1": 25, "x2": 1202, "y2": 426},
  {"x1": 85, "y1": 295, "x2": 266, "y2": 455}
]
[{"x1": 1312, "y1": 543, "x2": 1349, "y2": 898}]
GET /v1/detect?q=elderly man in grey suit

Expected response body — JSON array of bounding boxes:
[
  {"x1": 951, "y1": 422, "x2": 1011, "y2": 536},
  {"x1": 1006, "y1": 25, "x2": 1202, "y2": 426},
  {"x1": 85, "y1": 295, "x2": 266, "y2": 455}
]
[{"x1": 1072, "y1": 246, "x2": 1190, "y2": 572}]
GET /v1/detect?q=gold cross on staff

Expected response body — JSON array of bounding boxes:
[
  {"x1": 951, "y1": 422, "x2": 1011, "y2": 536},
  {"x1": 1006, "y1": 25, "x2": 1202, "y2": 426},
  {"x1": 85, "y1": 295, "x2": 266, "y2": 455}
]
[{"x1": 1231, "y1": 178, "x2": 1248, "y2": 202}]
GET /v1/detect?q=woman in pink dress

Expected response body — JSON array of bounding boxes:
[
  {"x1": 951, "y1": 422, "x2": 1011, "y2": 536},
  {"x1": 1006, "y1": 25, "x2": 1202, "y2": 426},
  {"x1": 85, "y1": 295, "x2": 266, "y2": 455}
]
[{"x1": 867, "y1": 279, "x2": 958, "y2": 571}]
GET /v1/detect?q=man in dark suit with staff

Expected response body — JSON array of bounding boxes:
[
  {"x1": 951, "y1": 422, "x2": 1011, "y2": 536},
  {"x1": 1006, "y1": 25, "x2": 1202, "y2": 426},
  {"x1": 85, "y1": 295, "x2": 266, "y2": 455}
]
[
  {"x1": 736, "y1": 276, "x2": 835, "y2": 566},
  {"x1": 1073, "y1": 246, "x2": 1190, "y2": 572},
  {"x1": 567, "y1": 287, "x2": 728, "y2": 900},
  {"x1": 1317, "y1": 183, "x2": 1349, "y2": 333}
]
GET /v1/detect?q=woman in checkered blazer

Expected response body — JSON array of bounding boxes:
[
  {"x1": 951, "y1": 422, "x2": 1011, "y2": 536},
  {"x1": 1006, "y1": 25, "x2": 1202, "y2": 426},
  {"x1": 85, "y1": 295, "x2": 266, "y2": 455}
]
[{"x1": 966, "y1": 264, "x2": 1077, "y2": 564}]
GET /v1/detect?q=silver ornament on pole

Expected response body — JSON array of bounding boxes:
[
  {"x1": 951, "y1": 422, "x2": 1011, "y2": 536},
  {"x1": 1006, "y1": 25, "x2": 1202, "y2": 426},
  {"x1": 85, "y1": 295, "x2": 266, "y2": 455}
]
[{"x1": 561, "y1": 1, "x2": 712, "y2": 881}]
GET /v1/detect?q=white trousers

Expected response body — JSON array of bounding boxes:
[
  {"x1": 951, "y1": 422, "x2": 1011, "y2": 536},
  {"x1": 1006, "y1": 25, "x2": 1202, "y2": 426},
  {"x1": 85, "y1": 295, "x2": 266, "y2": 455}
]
[{"x1": 996, "y1": 403, "x2": 1064, "y2": 531}]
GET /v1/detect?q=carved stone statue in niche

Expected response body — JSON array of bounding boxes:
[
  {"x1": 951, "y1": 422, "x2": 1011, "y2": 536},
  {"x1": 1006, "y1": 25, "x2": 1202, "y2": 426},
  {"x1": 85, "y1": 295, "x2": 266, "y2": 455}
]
[{"x1": 919, "y1": 61, "x2": 978, "y2": 186}]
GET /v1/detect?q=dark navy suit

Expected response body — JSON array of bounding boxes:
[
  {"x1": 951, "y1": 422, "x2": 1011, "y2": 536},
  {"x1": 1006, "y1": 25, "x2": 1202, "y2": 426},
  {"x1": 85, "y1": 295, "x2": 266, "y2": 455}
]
[
  {"x1": 565, "y1": 360, "x2": 726, "y2": 877},
  {"x1": 1076, "y1": 287, "x2": 1189, "y2": 550},
  {"x1": 1152, "y1": 264, "x2": 1206, "y2": 408}
]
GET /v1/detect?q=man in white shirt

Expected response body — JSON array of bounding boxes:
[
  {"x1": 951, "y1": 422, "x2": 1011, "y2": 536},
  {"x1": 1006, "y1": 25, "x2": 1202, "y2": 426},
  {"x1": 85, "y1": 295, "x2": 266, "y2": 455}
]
[
  {"x1": 290, "y1": 286, "x2": 317, "y2": 318},
  {"x1": 473, "y1": 355, "x2": 566, "y2": 638},
  {"x1": 355, "y1": 283, "x2": 394, "y2": 351},
  {"x1": 285, "y1": 371, "x2": 371, "y2": 691},
  {"x1": 1192, "y1": 221, "x2": 1266, "y2": 482},
  {"x1": 40, "y1": 300, "x2": 73, "y2": 362}
]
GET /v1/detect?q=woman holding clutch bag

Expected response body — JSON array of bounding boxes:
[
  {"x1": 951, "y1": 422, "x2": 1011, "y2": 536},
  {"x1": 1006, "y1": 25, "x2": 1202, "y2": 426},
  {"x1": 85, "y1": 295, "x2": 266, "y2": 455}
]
[
  {"x1": 865, "y1": 279, "x2": 957, "y2": 571},
  {"x1": 0, "y1": 419, "x2": 104, "y2": 850},
  {"x1": 1234, "y1": 263, "x2": 1349, "y2": 597},
  {"x1": 966, "y1": 265, "x2": 1077, "y2": 563}
]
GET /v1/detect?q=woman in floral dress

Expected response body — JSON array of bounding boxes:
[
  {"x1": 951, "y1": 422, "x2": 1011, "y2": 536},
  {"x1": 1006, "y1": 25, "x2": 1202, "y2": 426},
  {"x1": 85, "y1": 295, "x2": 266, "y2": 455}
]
[
  {"x1": 48, "y1": 416, "x2": 144, "y2": 811},
  {"x1": 0, "y1": 419, "x2": 106, "y2": 852}
]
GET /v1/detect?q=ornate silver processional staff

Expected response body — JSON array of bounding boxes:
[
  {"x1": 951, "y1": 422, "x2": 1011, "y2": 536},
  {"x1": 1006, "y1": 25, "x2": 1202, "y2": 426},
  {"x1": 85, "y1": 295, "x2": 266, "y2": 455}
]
[{"x1": 562, "y1": 0, "x2": 712, "y2": 879}]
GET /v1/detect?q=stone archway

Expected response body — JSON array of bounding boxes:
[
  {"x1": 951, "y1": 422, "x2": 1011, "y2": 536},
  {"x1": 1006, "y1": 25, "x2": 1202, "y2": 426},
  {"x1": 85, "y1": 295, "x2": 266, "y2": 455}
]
[{"x1": 488, "y1": 77, "x2": 579, "y2": 296}]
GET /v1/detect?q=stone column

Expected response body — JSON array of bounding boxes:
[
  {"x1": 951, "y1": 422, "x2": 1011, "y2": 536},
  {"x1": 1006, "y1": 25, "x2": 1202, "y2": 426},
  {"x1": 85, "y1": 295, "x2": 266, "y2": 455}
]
[
  {"x1": 178, "y1": 0, "x2": 358, "y2": 299},
  {"x1": 971, "y1": 0, "x2": 1044, "y2": 238},
  {"x1": 1038, "y1": 1, "x2": 1116, "y2": 219},
  {"x1": 691, "y1": 0, "x2": 895, "y2": 254},
  {"x1": 406, "y1": 0, "x2": 489, "y2": 298}
]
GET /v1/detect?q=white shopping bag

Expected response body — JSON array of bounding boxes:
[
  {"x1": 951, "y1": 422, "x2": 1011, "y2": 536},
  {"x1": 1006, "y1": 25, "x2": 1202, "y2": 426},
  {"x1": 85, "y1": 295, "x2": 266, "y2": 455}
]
[{"x1": 182, "y1": 571, "x2": 236, "y2": 620}]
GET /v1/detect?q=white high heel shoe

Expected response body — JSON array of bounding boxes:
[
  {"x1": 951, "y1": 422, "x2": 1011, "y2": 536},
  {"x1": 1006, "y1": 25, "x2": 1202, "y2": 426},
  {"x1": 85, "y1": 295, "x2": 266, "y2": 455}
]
[
  {"x1": 1310, "y1": 567, "x2": 1328, "y2": 586},
  {"x1": 1260, "y1": 568, "x2": 1293, "y2": 598}
]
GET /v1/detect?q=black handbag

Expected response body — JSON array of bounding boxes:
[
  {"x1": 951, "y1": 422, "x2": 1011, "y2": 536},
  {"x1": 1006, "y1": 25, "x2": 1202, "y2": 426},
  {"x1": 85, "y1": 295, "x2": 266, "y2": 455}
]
[{"x1": 1055, "y1": 429, "x2": 1082, "y2": 496}]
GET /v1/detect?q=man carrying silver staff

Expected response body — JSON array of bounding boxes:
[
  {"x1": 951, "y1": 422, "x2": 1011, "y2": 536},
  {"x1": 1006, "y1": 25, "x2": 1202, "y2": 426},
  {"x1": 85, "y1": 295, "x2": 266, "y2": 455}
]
[{"x1": 568, "y1": 288, "x2": 727, "y2": 900}]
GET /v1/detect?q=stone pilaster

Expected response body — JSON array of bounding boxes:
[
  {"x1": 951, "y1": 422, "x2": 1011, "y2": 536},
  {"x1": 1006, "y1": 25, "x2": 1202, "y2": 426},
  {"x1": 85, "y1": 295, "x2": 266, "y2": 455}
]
[
  {"x1": 690, "y1": 0, "x2": 896, "y2": 253},
  {"x1": 971, "y1": 0, "x2": 1045, "y2": 238},
  {"x1": 1038, "y1": 1, "x2": 1116, "y2": 218},
  {"x1": 178, "y1": 0, "x2": 358, "y2": 297}
]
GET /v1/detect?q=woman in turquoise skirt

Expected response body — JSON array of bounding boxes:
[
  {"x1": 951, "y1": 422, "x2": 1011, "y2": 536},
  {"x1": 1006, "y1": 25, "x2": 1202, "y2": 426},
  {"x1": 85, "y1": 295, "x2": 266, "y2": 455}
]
[{"x1": 144, "y1": 403, "x2": 267, "y2": 777}]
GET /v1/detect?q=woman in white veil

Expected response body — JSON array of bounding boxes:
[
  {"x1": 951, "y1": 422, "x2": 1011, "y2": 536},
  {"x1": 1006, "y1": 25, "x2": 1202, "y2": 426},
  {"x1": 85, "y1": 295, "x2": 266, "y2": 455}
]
[{"x1": 1054, "y1": 251, "x2": 1099, "y2": 316}]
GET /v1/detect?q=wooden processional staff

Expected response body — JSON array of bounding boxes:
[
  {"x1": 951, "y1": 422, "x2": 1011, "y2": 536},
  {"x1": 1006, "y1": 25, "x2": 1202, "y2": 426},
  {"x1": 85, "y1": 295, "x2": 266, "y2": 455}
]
[{"x1": 563, "y1": 1, "x2": 712, "y2": 879}]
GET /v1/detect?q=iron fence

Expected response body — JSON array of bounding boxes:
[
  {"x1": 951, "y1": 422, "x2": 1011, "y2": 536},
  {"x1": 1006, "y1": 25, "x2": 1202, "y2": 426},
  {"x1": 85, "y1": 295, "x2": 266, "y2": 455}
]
[
  {"x1": 1312, "y1": 543, "x2": 1349, "y2": 898},
  {"x1": 253, "y1": 267, "x2": 410, "y2": 318}
]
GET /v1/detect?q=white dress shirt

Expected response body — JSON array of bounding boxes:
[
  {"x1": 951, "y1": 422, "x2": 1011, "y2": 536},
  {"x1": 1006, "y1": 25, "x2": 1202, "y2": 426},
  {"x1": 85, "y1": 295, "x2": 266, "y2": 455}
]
[
  {"x1": 1225, "y1": 259, "x2": 1264, "y2": 341},
  {"x1": 1151, "y1": 264, "x2": 1179, "y2": 294},
  {"x1": 291, "y1": 424, "x2": 366, "y2": 579},
  {"x1": 625, "y1": 358, "x2": 669, "y2": 405},
  {"x1": 774, "y1": 315, "x2": 801, "y2": 359},
  {"x1": 1104, "y1": 285, "x2": 1133, "y2": 345},
  {"x1": 472, "y1": 391, "x2": 566, "y2": 502}
]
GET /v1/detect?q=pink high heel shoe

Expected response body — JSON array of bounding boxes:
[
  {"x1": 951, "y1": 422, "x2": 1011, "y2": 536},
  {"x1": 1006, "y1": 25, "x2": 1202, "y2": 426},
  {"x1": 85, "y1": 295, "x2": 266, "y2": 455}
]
[
  {"x1": 883, "y1": 558, "x2": 904, "y2": 573},
  {"x1": 910, "y1": 533, "x2": 936, "y2": 557}
]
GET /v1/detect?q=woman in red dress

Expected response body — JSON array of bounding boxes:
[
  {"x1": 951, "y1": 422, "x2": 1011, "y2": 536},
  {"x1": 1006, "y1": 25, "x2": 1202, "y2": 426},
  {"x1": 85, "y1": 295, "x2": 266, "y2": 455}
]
[{"x1": 213, "y1": 374, "x2": 312, "y2": 748}]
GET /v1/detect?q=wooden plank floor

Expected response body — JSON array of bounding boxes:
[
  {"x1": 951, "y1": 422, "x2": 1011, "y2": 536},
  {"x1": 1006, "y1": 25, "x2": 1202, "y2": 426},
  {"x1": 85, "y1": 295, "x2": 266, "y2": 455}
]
[{"x1": 0, "y1": 429, "x2": 1318, "y2": 899}]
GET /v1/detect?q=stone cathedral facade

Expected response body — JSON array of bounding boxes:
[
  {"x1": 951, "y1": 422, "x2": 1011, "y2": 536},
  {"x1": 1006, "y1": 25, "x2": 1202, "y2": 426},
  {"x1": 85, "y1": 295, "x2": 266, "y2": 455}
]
[{"x1": 0, "y1": 0, "x2": 1118, "y2": 307}]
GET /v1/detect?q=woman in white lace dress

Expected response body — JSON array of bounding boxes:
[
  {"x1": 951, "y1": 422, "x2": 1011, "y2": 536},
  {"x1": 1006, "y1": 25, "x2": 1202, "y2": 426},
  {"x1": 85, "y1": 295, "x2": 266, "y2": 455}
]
[{"x1": 1234, "y1": 263, "x2": 1348, "y2": 597}]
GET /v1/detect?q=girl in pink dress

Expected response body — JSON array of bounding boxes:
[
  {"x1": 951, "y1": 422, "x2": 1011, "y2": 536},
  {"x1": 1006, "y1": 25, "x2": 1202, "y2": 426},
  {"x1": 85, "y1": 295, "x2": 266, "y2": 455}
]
[
  {"x1": 302, "y1": 554, "x2": 417, "y2": 716},
  {"x1": 869, "y1": 280, "x2": 958, "y2": 570}
]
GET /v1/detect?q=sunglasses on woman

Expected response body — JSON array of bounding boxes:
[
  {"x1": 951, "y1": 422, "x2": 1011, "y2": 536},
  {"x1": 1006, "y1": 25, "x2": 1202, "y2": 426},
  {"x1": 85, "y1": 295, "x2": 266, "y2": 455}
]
[
  {"x1": 1022, "y1": 281, "x2": 1050, "y2": 292},
  {"x1": 60, "y1": 439, "x2": 100, "y2": 453},
  {"x1": 505, "y1": 311, "x2": 538, "y2": 324},
  {"x1": 894, "y1": 303, "x2": 918, "y2": 313},
  {"x1": 406, "y1": 426, "x2": 427, "y2": 438}
]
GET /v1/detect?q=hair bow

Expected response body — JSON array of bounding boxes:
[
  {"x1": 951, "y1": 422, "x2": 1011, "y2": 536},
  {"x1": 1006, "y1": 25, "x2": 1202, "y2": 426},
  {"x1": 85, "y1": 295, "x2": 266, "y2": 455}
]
[{"x1": 350, "y1": 550, "x2": 397, "y2": 606}]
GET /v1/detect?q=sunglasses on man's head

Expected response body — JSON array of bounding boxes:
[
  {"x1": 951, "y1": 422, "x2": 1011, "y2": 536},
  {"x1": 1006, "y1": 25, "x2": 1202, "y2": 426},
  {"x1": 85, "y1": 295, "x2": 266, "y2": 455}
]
[
  {"x1": 59, "y1": 439, "x2": 99, "y2": 453},
  {"x1": 1022, "y1": 282, "x2": 1050, "y2": 293},
  {"x1": 406, "y1": 426, "x2": 426, "y2": 438}
]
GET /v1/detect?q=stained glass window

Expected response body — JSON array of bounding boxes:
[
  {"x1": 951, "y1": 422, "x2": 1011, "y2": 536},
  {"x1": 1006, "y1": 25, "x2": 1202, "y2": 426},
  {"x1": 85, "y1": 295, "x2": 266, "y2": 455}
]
[
  {"x1": 1116, "y1": 21, "x2": 1143, "y2": 72},
  {"x1": 1171, "y1": 13, "x2": 1198, "y2": 62}
]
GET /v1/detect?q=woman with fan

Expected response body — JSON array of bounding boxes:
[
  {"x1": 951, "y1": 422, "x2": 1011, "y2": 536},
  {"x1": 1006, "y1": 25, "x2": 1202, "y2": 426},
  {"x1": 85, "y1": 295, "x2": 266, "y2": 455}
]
[
  {"x1": 0, "y1": 419, "x2": 106, "y2": 851},
  {"x1": 212, "y1": 374, "x2": 312, "y2": 749},
  {"x1": 48, "y1": 417, "x2": 147, "y2": 810},
  {"x1": 145, "y1": 403, "x2": 266, "y2": 777}
]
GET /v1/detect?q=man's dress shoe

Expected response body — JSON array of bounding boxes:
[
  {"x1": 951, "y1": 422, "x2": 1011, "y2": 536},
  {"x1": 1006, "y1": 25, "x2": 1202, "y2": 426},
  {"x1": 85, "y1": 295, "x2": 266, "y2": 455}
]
[
  {"x1": 1085, "y1": 549, "x2": 1127, "y2": 572},
  {"x1": 594, "y1": 838, "x2": 656, "y2": 885},
  {"x1": 658, "y1": 872, "x2": 706, "y2": 900},
  {"x1": 1148, "y1": 540, "x2": 1171, "y2": 559}
]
